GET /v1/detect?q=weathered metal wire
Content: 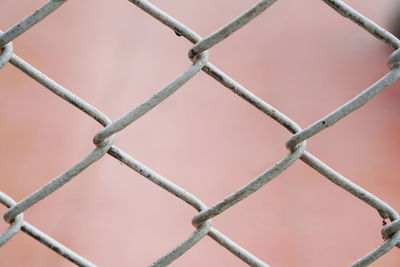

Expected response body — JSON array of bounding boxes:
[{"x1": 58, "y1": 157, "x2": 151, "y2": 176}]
[
  {"x1": 0, "y1": 0, "x2": 67, "y2": 48},
  {"x1": 1, "y1": 0, "x2": 399, "y2": 266},
  {"x1": 0, "y1": 192, "x2": 96, "y2": 266}
]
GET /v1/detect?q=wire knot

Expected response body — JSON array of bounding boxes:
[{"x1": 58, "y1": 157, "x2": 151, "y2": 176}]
[
  {"x1": 0, "y1": 192, "x2": 24, "y2": 246},
  {"x1": 381, "y1": 218, "x2": 400, "y2": 240},
  {"x1": 0, "y1": 31, "x2": 13, "y2": 69},
  {"x1": 388, "y1": 49, "x2": 400, "y2": 69}
]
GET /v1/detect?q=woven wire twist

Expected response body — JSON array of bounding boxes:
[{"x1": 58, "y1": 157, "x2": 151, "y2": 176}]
[{"x1": 1, "y1": 0, "x2": 400, "y2": 266}]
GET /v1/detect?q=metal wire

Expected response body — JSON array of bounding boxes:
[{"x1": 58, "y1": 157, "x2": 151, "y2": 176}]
[{"x1": 1, "y1": 0, "x2": 400, "y2": 266}]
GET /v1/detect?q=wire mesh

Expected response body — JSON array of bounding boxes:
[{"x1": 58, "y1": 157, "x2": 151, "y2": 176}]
[{"x1": 1, "y1": 0, "x2": 400, "y2": 266}]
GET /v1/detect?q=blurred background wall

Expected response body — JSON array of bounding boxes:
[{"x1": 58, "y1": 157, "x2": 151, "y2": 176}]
[{"x1": 0, "y1": 0, "x2": 399, "y2": 266}]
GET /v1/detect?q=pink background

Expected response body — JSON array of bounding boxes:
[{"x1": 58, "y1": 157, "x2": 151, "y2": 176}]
[{"x1": 1, "y1": 0, "x2": 400, "y2": 266}]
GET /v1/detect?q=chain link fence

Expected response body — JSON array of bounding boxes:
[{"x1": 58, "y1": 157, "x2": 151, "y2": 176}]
[{"x1": 1, "y1": 0, "x2": 400, "y2": 266}]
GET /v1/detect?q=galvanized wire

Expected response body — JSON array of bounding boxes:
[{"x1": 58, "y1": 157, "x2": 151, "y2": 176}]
[{"x1": 1, "y1": 0, "x2": 400, "y2": 266}]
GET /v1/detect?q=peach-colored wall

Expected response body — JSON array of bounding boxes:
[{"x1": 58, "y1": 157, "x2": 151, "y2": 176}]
[{"x1": 1, "y1": 0, "x2": 399, "y2": 266}]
